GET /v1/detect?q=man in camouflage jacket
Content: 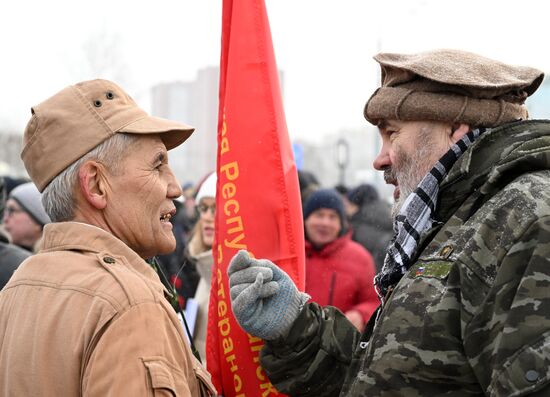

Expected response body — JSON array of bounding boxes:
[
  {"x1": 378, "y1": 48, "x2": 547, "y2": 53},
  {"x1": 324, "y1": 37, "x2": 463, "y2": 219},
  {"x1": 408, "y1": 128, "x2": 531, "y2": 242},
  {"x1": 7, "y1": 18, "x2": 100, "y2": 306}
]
[{"x1": 228, "y1": 49, "x2": 550, "y2": 396}]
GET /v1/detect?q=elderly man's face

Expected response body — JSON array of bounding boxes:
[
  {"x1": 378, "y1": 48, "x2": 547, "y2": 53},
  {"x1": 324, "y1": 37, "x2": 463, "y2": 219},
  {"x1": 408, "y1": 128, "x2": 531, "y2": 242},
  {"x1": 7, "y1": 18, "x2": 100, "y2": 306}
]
[
  {"x1": 373, "y1": 120, "x2": 455, "y2": 217},
  {"x1": 104, "y1": 135, "x2": 182, "y2": 258}
]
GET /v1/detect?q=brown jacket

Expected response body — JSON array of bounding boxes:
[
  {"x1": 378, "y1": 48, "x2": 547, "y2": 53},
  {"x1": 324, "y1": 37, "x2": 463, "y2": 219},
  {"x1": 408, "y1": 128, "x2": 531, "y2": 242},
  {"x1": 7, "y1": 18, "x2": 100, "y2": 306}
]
[{"x1": 0, "y1": 222, "x2": 216, "y2": 396}]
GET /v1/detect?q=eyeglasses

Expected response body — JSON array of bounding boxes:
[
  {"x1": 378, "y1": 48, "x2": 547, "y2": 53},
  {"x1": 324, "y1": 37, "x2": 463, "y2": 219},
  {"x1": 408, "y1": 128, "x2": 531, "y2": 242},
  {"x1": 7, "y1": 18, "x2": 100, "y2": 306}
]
[
  {"x1": 197, "y1": 203, "x2": 216, "y2": 215},
  {"x1": 4, "y1": 206, "x2": 24, "y2": 217}
]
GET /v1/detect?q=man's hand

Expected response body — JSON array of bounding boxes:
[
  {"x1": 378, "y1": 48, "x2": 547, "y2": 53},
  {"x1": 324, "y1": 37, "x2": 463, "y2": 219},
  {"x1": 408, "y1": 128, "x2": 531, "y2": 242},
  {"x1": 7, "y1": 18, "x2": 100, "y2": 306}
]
[{"x1": 228, "y1": 250, "x2": 310, "y2": 340}]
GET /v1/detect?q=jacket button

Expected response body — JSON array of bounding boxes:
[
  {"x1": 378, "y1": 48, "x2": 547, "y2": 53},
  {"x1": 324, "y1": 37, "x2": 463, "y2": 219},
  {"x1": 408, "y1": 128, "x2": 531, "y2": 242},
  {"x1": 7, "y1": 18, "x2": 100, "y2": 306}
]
[
  {"x1": 439, "y1": 245, "x2": 454, "y2": 258},
  {"x1": 525, "y1": 370, "x2": 539, "y2": 383},
  {"x1": 103, "y1": 256, "x2": 115, "y2": 264}
]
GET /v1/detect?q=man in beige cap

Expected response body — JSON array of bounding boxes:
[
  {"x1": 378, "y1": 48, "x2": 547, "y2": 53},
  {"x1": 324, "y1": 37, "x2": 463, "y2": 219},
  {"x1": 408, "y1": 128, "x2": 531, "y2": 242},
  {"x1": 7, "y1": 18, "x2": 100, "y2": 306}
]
[
  {"x1": 226, "y1": 50, "x2": 550, "y2": 396},
  {"x1": 0, "y1": 79, "x2": 216, "y2": 396}
]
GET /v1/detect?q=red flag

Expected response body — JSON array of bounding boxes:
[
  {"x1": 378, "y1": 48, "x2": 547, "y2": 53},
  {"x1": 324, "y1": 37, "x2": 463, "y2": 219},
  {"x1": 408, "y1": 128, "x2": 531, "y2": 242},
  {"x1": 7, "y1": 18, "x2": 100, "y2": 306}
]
[{"x1": 206, "y1": 0, "x2": 306, "y2": 395}]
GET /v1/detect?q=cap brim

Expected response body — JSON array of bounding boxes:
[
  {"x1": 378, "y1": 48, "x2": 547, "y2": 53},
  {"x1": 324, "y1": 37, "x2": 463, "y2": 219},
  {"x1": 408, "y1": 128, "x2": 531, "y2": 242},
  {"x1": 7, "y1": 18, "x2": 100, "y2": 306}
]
[{"x1": 119, "y1": 116, "x2": 194, "y2": 150}]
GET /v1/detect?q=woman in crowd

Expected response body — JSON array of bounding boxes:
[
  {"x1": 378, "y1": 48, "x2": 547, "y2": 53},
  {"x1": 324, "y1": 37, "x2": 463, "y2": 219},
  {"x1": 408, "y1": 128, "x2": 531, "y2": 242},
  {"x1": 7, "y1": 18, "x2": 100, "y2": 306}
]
[{"x1": 185, "y1": 171, "x2": 216, "y2": 362}]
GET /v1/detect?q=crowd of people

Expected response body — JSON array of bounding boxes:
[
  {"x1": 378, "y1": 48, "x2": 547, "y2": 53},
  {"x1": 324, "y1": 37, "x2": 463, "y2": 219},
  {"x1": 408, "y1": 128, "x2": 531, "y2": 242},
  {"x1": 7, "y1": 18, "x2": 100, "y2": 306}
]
[
  {"x1": 0, "y1": 162, "x2": 388, "y2": 333},
  {"x1": 1, "y1": 48, "x2": 550, "y2": 396},
  {"x1": 0, "y1": 77, "x2": 390, "y2": 396}
]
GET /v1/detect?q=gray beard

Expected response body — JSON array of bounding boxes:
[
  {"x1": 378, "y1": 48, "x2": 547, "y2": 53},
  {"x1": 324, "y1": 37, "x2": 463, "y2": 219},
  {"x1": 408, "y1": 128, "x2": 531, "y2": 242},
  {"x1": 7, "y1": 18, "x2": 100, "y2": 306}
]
[
  {"x1": 391, "y1": 191, "x2": 409, "y2": 219},
  {"x1": 390, "y1": 145, "x2": 437, "y2": 218}
]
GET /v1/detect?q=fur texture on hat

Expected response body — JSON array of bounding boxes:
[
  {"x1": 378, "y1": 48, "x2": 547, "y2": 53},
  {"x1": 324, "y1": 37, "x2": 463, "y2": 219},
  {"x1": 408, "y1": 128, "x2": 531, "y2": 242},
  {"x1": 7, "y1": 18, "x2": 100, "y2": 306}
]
[
  {"x1": 303, "y1": 188, "x2": 345, "y2": 225},
  {"x1": 9, "y1": 182, "x2": 51, "y2": 226},
  {"x1": 364, "y1": 49, "x2": 544, "y2": 127}
]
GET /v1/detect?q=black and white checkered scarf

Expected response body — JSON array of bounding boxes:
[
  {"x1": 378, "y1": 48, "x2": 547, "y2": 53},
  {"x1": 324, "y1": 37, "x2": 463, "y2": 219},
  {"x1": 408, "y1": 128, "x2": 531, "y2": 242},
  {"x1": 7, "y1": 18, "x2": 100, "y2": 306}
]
[{"x1": 374, "y1": 128, "x2": 487, "y2": 301}]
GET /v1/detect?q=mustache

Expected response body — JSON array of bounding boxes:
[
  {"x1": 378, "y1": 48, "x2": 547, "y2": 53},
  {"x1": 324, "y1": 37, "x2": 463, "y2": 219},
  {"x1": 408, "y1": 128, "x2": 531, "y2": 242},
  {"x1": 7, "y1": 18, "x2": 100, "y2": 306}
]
[{"x1": 383, "y1": 167, "x2": 397, "y2": 184}]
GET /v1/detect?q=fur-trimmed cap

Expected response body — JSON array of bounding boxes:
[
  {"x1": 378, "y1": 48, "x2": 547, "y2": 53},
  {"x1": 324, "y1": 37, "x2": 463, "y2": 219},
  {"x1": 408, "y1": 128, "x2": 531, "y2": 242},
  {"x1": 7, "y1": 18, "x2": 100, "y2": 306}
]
[{"x1": 364, "y1": 49, "x2": 544, "y2": 127}]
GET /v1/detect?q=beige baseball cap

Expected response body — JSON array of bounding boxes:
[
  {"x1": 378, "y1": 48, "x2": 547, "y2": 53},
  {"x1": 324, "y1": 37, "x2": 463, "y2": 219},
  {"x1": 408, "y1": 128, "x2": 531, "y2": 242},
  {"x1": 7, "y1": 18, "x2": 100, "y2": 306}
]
[{"x1": 21, "y1": 79, "x2": 194, "y2": 192}]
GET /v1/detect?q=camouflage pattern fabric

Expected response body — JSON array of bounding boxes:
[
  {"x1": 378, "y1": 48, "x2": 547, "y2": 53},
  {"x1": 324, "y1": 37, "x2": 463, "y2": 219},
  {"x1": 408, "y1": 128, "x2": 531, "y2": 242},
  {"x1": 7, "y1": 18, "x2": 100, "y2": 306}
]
[{"x1": 261, "y1": 120, "x2": 550, "y2": 396}]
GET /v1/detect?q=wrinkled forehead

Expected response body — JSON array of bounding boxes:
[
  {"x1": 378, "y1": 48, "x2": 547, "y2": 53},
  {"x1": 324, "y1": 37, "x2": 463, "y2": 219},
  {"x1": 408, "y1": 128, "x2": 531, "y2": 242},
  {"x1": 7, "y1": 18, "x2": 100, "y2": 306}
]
[
  {"x1": 124, "y1": 134, "x2": 167, "y2": 158},
  {"x1": 377, "y1": 119, "x2": 408, "y2": 132}
]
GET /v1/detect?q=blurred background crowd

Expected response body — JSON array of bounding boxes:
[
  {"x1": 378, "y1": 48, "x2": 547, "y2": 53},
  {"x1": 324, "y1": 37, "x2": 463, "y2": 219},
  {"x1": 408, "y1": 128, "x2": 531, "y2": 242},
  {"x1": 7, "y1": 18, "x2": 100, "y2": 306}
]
[{"x1": 0, "y1": 167, "x2": 393, "y2": 361}]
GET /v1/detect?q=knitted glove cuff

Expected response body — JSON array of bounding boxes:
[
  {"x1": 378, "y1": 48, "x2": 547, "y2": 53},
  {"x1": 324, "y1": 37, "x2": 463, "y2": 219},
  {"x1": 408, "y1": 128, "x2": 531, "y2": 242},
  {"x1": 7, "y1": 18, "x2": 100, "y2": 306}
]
[{"x1": 263, "y1": 291, "x2": 310, "y2": 341}]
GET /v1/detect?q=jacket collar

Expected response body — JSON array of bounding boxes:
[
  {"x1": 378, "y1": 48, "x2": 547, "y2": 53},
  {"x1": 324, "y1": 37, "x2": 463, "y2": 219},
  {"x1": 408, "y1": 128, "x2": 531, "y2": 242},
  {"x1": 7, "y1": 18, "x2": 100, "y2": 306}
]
[
  {"x1": 40, "y1": 221, "x2": 159, "y2": 282},
  {"x1": 437, "y1": 120, "x2": 550, "y2": 223}
]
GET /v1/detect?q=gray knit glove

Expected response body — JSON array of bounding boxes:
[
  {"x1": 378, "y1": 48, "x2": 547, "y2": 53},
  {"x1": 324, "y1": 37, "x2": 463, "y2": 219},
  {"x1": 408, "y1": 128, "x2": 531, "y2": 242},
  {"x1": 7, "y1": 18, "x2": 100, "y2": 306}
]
[{"x1": 228, "y1": 250, "x2": 310, "y2": 340}]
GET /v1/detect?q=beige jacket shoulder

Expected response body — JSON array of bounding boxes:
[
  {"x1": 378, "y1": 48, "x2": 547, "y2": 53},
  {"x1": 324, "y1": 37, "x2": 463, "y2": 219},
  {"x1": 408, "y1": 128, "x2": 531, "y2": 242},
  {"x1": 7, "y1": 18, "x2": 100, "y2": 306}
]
[{"x1": 0, "y1": 222, "x2": 216, "y2": 397}]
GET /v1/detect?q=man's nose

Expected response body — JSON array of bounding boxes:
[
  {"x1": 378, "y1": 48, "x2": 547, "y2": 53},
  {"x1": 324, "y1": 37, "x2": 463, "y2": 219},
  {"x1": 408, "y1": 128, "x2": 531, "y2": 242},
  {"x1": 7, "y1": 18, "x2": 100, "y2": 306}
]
[
  {"x1": 166, "y1": 169, "x2": 183, "y2": 199},
  {"x1": 373, "y1": 144, "x2": 391, "y2": 171}
]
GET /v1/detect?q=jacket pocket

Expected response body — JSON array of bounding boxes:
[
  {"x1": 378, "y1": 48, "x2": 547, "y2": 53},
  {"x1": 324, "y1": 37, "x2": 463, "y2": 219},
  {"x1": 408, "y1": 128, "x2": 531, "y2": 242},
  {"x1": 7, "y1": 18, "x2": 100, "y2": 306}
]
[
  {"x1": 143, "y1": 359, "x2": 178, "y2": 397},
  {"x1": 490, "y1": 332, "x2": 550, "y2": 396},
  {"x1": 193, "y1": 364, "x2": 217, "y2": 397}
]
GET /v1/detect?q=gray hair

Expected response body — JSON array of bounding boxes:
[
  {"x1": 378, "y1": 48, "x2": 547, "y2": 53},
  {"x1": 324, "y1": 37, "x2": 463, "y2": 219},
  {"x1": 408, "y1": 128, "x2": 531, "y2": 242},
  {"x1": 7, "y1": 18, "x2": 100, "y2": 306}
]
[{"x1": 42, "y1": 133, "x2": 138, "y2": 222}]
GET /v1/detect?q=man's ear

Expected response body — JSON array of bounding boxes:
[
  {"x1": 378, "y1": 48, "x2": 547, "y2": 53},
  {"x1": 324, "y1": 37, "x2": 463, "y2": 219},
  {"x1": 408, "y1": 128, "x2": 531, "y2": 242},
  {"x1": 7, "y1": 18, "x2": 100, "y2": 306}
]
[
  {"x1": 450, "y1": 123, "x2": 470, "y2": 143},
  {"x1": 78, "y1": 161, "x2": 108, "y2": 210}
]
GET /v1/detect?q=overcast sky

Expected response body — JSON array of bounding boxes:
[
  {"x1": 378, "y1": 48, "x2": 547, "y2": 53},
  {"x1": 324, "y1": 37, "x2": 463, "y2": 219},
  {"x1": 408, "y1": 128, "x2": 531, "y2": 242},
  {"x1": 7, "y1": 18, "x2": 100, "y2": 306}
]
[{"x1": 1, "y1": 0, "x2": 549, "y2": 142}]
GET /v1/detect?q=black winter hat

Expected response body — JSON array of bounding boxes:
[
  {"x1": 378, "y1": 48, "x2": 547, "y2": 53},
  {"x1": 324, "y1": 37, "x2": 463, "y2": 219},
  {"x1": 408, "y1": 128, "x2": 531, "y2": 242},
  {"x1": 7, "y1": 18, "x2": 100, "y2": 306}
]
[
  {"x1": 347, "y1": 184, "x2": 379, "y2": 206},
  {"x1": 303, "y1": 188, "x2": 345, "y2": 223}
]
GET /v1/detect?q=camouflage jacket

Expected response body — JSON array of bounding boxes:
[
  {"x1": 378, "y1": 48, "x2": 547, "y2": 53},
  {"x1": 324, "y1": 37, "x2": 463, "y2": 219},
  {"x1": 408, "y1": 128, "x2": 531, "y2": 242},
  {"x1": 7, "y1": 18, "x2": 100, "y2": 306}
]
[{"x1": 261, "y1": 120, "x2": 550, "y2": 396}]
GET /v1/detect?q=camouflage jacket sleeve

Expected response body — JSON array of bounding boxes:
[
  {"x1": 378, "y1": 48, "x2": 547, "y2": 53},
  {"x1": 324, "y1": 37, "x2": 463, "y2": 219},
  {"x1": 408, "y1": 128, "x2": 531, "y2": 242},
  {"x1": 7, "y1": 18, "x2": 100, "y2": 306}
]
[
  {"x1": 464, "y1": 214, "x2": 550, "y2": 396},
  {"x1": 260, "y1": 302, "x2": 361, "y2": 397}
]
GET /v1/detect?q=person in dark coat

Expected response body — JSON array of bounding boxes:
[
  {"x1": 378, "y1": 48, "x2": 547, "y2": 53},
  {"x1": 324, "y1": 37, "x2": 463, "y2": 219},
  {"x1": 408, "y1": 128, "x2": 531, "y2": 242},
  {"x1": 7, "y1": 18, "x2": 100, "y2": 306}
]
[
  {"x1": 297, "y1": 169, "x2": 320, "y2": 207},
  {"x1": 0, "y1": 177, "x2": 31, "y2": 289},
  {"x1": 0, "y1": 228, "x2": 30, "y2": 290},
  {"x1": 346, "y1": 183, "x2": 392, "y2": 272}
]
